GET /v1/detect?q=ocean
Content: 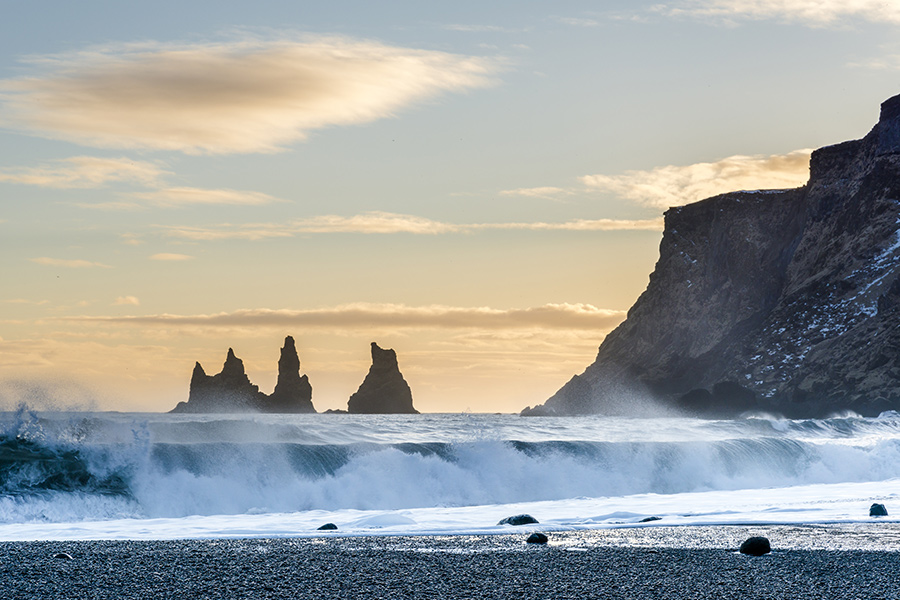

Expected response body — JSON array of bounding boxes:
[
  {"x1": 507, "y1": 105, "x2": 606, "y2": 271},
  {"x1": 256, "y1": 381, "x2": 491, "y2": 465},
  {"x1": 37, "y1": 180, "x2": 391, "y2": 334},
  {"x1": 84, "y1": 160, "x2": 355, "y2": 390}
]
[{"x1": 0, "y1": 406, "x2": 898, "y2": 541}]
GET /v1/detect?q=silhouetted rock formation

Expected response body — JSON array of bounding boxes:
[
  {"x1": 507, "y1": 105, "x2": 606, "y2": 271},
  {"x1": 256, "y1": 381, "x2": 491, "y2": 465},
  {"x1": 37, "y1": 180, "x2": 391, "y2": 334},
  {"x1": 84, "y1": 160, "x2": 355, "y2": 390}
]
[
  {"x1": 264, "y1": 336, "x2": 314, "y2": 413},
  {"x1": 170, "y1": 336, "x2": 315, "y2": 413},
  {"x1": 523, "y1": 94, "x2": 900, "y2": 419},
  {"x1": 347, "y1": 343, "x2": 418, "y2": 414}
]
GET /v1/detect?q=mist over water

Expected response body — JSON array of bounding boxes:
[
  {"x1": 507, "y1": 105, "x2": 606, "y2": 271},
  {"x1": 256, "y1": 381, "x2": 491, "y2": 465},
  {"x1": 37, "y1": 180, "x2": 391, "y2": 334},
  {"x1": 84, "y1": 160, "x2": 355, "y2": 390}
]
[{"x1": 1, "y1": 406, "x2": 899, "y2": 539}]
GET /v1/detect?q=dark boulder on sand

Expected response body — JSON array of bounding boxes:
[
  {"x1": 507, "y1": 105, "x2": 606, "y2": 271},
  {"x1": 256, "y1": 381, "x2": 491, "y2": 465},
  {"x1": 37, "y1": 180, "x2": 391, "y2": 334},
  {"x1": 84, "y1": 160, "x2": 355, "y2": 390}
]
[
  {"x1": 526, "y1": 533, "x2": 549, "y2": 544},
  {"x1": 870, "y1": 503, "x2": 889, "y2": 516},
  {"x1": 739, "y1": 536, "x2": 771, "y2": 556},
  {"x1": 317, "y1": 523, "x2": 338, "y2": 530},
  {"x1": 498, "y1": 514, "x2": 539, "y2": 526},
  {"x1": 347, "y1": 343, "x2": 418, "y2": 414}
]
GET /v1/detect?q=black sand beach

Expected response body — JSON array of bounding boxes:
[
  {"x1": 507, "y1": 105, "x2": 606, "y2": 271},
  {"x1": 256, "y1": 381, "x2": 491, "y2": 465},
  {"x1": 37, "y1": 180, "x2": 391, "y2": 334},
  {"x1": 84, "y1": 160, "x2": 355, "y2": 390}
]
[{"x1": 2, "y1": 525, "x2": 899, "y2": 599}]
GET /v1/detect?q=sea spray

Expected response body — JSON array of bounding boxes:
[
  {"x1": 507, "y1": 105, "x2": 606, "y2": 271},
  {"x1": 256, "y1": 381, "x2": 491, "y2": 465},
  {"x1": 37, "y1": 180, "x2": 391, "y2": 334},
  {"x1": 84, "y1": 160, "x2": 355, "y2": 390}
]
[{"x1": 1, "y1": 410, "x2": 900, "y2": 525}]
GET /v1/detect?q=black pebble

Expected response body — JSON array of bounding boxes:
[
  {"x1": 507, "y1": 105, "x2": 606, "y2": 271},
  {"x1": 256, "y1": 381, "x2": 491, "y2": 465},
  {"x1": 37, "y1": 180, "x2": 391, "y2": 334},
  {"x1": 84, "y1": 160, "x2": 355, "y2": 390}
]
[
  {"x1": 739, "y1": 537, "x2": 771, "y2": 556},
  {"x1": 526, "y1": 533, "x2": 548, "y2": 544},
  {"x1": 317, "y1": 523, "x2": 338, "y2": 530},
  {"x1": 870, "y1": 503, "x2": 888, "y2": 517},
  {"x1": 498, "y1": 514, "x2": 539, "y2": 526}
]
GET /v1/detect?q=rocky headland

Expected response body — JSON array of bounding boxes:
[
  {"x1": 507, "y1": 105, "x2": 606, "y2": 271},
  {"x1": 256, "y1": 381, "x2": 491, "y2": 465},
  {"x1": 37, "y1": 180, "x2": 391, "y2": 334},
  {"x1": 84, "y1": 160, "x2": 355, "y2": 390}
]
[
  {"x1": 347, "y1": 342, "x2": 419, "y2": 414},
  {"x1": 523, "y1": 94, "x2": 900, "y2": 418},
  {"x1": 170, "y1": 336, "x2": 315, "y2": 413}
]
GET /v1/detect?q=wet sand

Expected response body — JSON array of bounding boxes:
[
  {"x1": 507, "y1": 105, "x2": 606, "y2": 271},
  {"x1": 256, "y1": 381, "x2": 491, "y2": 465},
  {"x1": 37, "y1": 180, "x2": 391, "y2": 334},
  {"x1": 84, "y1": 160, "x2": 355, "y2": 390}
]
[{"x1": 2, "y1": 525, "x2": 899, "y2": 599}]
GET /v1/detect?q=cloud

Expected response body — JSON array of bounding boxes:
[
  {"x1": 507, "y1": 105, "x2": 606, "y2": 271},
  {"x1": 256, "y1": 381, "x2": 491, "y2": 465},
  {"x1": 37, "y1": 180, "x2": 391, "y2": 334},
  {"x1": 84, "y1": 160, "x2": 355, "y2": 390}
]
[
  {"x1": 0, "y1": 156, "x2": 166, "y2": 188},
  {"x1": 499, "y1": 186, "x2": 574, "y2": 200},
  {"x1": 552, "y1": 16, "x2": 601, "y2": 27},
  {"x1": 30, "y1": 257, "x2": 112, "y2": 268},
  {"x1": 443, "y1": 24, "x2": 528, "y2": 33},
  {"x1": 113, "y1": 296, "x2": 140, "y2": 306},
  {"x1": 150, "y1": 253, "x2": 193, "y2": 261},
  {"x1": 848, "y1": 54, "x2": 900, "y2": 70},
  {"x1": 653, "y1": 0, "x2": 900, "y2": 26},
  {"x1": 59, "y1": 303, "x2": 627, "y2": 331},
  {"x1": 1, "y1": 37, "x2": 497, "y2": 154},
  {"x1": 580, "y1": 149, "x2": 812, "y2": 209},
  {"x1": 131, "y1": 187, "x2": 282, "y2": 207},
  {"x1": 476, "y1": 218, "x2": 664, "y2": 231},
  {"x1": 160, "y1": 211, "x2": 663, "y2": 241}
]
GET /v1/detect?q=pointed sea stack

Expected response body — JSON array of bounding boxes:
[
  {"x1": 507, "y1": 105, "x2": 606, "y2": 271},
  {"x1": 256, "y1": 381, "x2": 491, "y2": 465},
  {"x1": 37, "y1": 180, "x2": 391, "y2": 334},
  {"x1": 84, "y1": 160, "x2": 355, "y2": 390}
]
[
  {"x1": 347, "y1": 343, "x2": 419, "y2": 414},
  {"x1": 522, "y1": 94, "x2": 900, "y2": 419},
  {"x1": 170, "y1": 336, "x2": 316, "y2": 413},
  {"x1": 264, "y1": 336, "x2": 315, "y2": 413}
]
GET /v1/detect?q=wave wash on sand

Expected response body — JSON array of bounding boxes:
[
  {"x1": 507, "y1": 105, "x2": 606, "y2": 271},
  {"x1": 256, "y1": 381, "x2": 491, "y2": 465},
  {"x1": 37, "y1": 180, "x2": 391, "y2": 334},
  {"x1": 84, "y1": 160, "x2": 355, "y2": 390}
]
[{"x1": 0, "y1": 409, "x2": 897, "y2": 541}]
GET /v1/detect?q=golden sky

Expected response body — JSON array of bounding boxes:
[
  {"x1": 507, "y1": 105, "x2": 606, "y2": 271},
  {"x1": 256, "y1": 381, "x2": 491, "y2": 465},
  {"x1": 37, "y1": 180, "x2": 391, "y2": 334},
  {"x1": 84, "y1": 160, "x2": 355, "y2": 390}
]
[{"x1": 1, "y1": 1, "x2": 896, "y2": 412}]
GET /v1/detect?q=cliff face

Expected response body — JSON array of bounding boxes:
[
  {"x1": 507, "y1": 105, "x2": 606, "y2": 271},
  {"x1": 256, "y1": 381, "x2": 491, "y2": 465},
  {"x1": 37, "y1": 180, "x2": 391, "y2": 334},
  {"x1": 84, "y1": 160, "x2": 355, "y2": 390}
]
[
  {"x1": 347, "y1": 342, "x2": 419, "y2": 414},
  {"x1": 170, "y1": 336, "x2": 315, "y2": 413},
  {"x1": 523, "y1": 94, "x2": 900, "y2": 418}
]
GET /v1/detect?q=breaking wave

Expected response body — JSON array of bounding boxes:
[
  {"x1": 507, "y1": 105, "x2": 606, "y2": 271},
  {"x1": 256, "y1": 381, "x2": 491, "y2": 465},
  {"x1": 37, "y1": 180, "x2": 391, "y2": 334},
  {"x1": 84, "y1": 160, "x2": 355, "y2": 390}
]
[{"x1": 2, "y1": 406, "x2": 900, "y2": 524}]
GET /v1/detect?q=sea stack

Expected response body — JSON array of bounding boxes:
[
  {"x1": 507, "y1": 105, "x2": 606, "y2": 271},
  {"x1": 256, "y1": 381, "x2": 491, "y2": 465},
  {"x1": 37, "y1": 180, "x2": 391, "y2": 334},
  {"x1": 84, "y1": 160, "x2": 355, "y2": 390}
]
[
  {"x1": 170, "y1": 336, "x2": 315, "y2": 413},
  {"x1": 263, "y1": 336, "x2": 315, "y2": 413},
  {"x1": 347, "y1": 343, "x2": 419, "y2": 414},
  {"x1": 522, "y1": 94, "x2": 900, "y2": 419}
]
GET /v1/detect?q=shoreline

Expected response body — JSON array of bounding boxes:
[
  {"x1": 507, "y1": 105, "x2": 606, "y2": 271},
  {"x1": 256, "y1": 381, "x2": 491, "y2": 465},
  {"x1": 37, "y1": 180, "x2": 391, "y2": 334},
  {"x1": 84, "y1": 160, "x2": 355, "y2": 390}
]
[{"x1": 2, "y1": 526, "x2": 899, "y2": 599}]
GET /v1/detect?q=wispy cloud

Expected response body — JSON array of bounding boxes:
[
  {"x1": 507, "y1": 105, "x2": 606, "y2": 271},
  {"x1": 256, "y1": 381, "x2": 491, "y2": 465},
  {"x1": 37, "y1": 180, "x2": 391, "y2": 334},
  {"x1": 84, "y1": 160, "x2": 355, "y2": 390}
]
[
  {"x1": 848, "y1": 54, "x2": 900, "y2": 70},
  {"x1": 552, "y1": 16, "x2": 600, "y2": 27},
  {"x1": 149, "y1": 253, "x2": 193, "y2": 261},
  {"x1": 443, "y1": 24, "x2": 529, "y2": 33},
  {"x1": 113, "y1": 296, "x2": 140, "y2": 306},
  {"x1": 131, "y1": 187, "x2": 282, "y2": 207},
  {"x1": 30, "y1": 257, "x2": 112, "y2": 268},
  {"x1": 580, "y1": 149, "x2": 812, "y2": 209},
  {"x1": 498, "y1": 186, "x2": 574, "y2": 200},
  {"x1": 160, "y1": 211, "x2": 663, "y2": 241},
  {"x1": 653, "y1": 0, "x2": 900, "y2": 26},
  {"x1": 1, "y1": 37, "x2": 498, "y2": 154},
  {"x1": 58, "y1": 303, "x2": 627, "y2": 331},
  {"x1": 0, "y1": 156, "x2": 166, "y2": 188}
]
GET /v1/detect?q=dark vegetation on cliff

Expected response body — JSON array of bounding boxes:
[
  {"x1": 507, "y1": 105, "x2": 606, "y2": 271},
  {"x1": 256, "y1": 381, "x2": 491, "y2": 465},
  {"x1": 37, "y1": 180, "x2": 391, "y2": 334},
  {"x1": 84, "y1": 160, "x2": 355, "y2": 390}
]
[{"x1": 523, "y1": 94, "x2": 900, "y2": 419}]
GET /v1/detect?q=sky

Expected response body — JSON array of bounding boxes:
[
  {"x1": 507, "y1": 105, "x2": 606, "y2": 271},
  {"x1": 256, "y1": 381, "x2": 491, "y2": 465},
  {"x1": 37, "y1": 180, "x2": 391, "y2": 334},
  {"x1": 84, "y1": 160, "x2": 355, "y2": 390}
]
[{"x1": 1, "y1": 0, "x2": 898, "y2": 413}]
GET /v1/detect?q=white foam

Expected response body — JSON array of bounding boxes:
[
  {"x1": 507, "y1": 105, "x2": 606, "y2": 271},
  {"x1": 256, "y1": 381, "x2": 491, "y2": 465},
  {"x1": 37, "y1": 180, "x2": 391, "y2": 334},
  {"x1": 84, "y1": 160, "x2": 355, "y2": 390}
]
[{"x1": 0, "y1": 479, "x2": 896, "y2": 541}]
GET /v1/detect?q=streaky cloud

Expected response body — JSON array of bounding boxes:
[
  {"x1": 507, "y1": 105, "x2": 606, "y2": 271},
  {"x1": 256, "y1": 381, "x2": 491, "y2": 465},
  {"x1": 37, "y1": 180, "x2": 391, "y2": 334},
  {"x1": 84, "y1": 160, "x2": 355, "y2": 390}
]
[
  {"x1": 499, "y1": 186, "x2": 574, "y2": 200},
  {"x1": 654, "y1": 0, "x2": 900, "y2": 26},
  {"x1": 1, "y1": 37, "x2": 498, "y2": 154},
  {"x1": 57, "y1": 303, "x2": 627, "y2": 331},
  {"x1": 30, "y1": 257, "x2": 112, "y2": 269},
  {"x1": 580, "y1": 149, "x2": 812, "y2": 209},
  {"x1": 161, "y1": 211, "x2": 663, "y2": 240},
  {"x1": 132, "y1": 187, "x2": 281, "y2": 207},
  {"x1": 149, "y1": 253, "x2": 194, "y2": 261},
  {"x1": 0, "y1": 156, "x2": 166, "y2": 188}
]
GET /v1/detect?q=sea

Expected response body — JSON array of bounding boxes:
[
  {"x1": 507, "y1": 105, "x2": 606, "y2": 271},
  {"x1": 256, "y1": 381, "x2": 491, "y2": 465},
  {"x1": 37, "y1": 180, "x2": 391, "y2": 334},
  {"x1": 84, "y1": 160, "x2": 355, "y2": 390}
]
[{"x1": 0, "y1": 406, "x2": 898, "y2": 541}]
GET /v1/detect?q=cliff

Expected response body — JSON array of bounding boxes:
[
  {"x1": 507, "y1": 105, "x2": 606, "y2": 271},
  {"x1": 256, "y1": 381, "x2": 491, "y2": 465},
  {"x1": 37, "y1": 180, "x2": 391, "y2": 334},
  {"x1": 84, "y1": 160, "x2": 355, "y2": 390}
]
[
  {"x1": 523, "y1": 94, "x2": 900, "y2": 418},
  {"x1": 347, "y1": 342, "x2": 419, "y2": 414},
  {"x1": 170, "y1": 336, "x2": 315, "y2": 413}
]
